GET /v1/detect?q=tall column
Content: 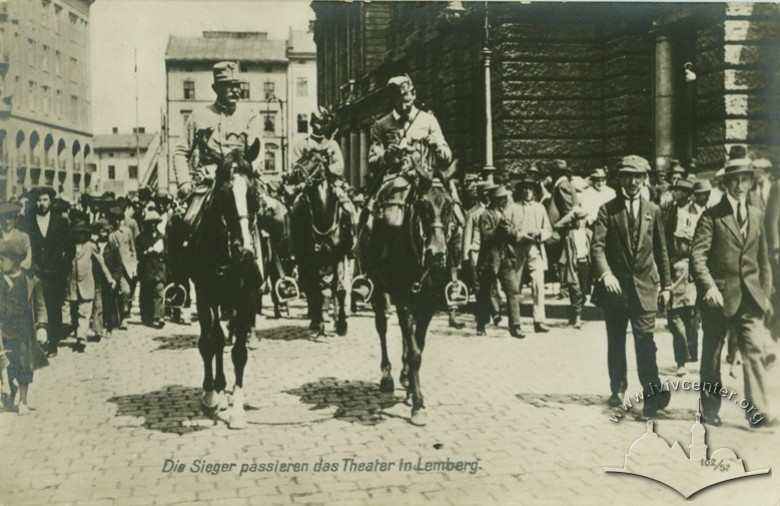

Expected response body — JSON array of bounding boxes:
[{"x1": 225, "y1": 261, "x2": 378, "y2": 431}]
[
  {"x1": 654, "y1": 33, "x2": 675, "y2": 172},
  {"x1": 359, "y1": 127, "x2": 369, "y2": 189}
]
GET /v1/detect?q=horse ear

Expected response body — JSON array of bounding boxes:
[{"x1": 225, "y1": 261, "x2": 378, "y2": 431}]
[{"x1": 245, "y1": 138, "x2": 261, "y2": 163}]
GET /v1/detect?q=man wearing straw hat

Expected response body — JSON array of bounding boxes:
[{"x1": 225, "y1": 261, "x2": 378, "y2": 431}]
[{"x1": 691, "y1": 155, "x2": 775, "y2": 428}]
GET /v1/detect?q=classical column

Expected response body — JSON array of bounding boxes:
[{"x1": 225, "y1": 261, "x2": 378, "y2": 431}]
[{"x1": 654, "y1": 33, "x2": 675, "y2": 171}]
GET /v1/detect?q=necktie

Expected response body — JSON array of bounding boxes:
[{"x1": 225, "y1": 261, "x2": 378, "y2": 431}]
[{"x1": 737, "y1": 202, "x2": 747, "y2": 238}]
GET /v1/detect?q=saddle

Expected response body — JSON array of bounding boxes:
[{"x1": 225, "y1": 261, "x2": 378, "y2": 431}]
[{"x1": 180, "y1": 184, "x2": 212, "y2": 248}]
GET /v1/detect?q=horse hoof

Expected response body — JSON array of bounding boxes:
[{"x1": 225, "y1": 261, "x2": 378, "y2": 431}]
[
  {"x1": 216, "y1": 392, "x2": 229, "y2": 412},
  {"x1": 336, "y1": 321, "x2": 348, "y2": 336},
  {"x1": 379, "y1": 377, "x2": 395, "y2": 393},
  {"x1": 410, "y1": 407, "x2": 427, "y2": 426},
  {"x1": 403, "y1": 391, "x2": 413, "y2": 406},
  {"x1": 399, "y1": 375, "x2": 409, "y2": 390},
  {"x1": 201, "y1": 390, "x2": 218, "y2": 411}
]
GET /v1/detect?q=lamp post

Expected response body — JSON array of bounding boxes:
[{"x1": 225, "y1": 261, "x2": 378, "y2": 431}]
[{"x1": 443, "y1": 0, "x2": 495, "y2": 183}]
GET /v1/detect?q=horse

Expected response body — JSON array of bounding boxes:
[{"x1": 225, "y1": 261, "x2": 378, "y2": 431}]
[
  {"x1": 187, "y1": 142, "x2": 262, "y2": 430},
  {"x1": 255, "y1": 187, "x2": 294, "y2": 318},
  {"x1": 359, "y1": 160, "x2": 459, "y2": 426},
  {"x1": 289, "y1": 151, "x2": 353, "y2": 336}
]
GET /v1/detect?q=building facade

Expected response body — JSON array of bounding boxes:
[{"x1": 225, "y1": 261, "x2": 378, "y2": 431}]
[
  {"x1": 312, "y1": 1, "x2": 780, "y2": 187},
  {"x1": 93, "y1": 130, "x2": 160, "y2": 196},
  {"x1": 164, "y1": 29, "x2": 316, "y2": 189},
  {"x1": 0, "y1": 0, "x2": 95, "y2": 201}
]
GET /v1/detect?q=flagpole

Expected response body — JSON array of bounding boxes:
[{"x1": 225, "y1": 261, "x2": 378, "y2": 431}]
[{"x1": 134, "y1": 47, "x2": 141, "y2": 187}]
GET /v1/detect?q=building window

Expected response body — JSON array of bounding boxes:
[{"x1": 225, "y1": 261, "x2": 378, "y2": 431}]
[
  {"x1": 42, "y1": 86, "x2": 50, "y2": 114},
  {"x1": 128, "y1": 165, "x2": 138, "y2": 180},
  {"x1": 42, "y1": 45, "x2": 49, "y2": 71},
  {"x1": 70, "y1": 95, "x2": 77, "y2": 121},
  {"x1": 297, "y1": 114, "x2": 308, "y2": 134},
  {"x1": 263, "y1": 81, "x2": 275, "y2": 100},
  {"x1": 54, "y1": 50, "x2": 61, "y2": 75},
  {"x1": 55, "y1": 90, "x2": 62, "y2": 118},
  {"x1": 108, "y1": 165, "x2": 115, "y2": 180},
  {"x1": 264, "y1": 150, "x2": 276, "y2": 172},
  {"x1": 69, "y1": 57, "x2": 77, "y2": 82},
  {"x1": 240, "y1": 81, "x2": 250, "y2": 100},
  {"x1": 28, "y1": 81, "x2": 35, "y2": 110},
  {"x1": 264, "y1": 114, "x2": 275, "y2": 133},
  {"x1": 296, "y1": 77, "x2": 308, "y2": 97},
  {"x1": 183, "y1": 80, "x2": 195, "y2": 100},
  {"x1": 27, "y1": 39, "x2": 35, "y2": 65}
]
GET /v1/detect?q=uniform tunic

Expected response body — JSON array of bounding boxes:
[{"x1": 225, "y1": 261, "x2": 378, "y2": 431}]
[{"x1": 173, "y1": 101, "x2": 264, "y2": 184}]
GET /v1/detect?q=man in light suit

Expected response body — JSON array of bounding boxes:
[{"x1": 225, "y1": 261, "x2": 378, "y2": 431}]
[
  {"x1": 591, "y1": 155, "x2": 672, "y2": 419},
  {"x1": 506, "y1": 175, "x2": 552, "y2": 333},
  {"x1": 107, "y1": 206, "x2": 138, "y2": 329},
  {"x1": 476, "y1": 185, "x2": 523, "y2": 338},
  {"x1": 691, "y1": 157, "x2": 775, "y2": 428}
]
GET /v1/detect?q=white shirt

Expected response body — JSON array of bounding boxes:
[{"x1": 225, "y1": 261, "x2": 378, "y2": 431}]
[
  {"x1": 581, "y1": 185, "x2": 616, "y2": 224},
  {"x1": 622, "y1": 191, "x2": 641, "y2": 220},
  {"x1": 726, "y1": 193, "x2": 748, "y2": 236},
  {"x1": 36, "y1": 212, "x2": 51, "y2": 238}
]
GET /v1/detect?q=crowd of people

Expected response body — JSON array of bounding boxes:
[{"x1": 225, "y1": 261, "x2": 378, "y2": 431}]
[{"x1": 0, "y1": 187, "x2": 176, "y2": 415}]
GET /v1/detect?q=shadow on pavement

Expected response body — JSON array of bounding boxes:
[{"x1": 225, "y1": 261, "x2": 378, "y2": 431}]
[
  {"x1": 152, "y1": 333, "x2": 200, "y2": 351},
  {"x1": 108, "y1": 385, "x2": 216, "y2": 435},
  {"x1": 255, "y1": 325, "x2": 320, "y2": 342},
  {"x1": 285, "y1": 377, "x2": 403, "y2": 425}
]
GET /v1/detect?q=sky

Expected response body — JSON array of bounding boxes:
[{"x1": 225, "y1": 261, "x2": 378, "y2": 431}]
[{"x1": 90, "y1": 0, "x2": 314, "y2": 135}]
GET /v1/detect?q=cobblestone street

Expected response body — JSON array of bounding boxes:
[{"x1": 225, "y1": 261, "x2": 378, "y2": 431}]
[{"x1": 1, "y1": 296, "x2": 778, "y2": 506}]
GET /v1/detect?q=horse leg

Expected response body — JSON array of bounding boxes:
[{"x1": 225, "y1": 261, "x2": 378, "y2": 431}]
[
  {"x1": 373, "y1": 290, "x2": 393, "y2": 392},
  {"x1": 195, "y1": 284, "x2": 218, "y2": 410},
  {"x1": 335, "y1": 262, "x2": 348, "y2": 336},
  {"x1": 409, "y1": 305, "x2": 434, "y2": 426},
  {"x1": 396, "y1": 303, "x2": 412, "y2": 399},
  {"x1": 212, "y1": 313, "x2": 228, "y2": 411},
  {"x1": 229, "y1": 320, "x2": 249, "y2": 430}
]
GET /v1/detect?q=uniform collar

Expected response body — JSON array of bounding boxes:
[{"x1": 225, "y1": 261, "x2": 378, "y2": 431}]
[
  {"x1": 392, "y1": 106, "x2": 418, "y2": 122},
  {"x1": 213, "y1": 99, "x2": 236, "y2": 115}
]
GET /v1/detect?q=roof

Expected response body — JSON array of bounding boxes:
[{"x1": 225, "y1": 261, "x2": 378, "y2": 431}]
[
  {"x1": 166, "y1": 35, "x2": 288, "y2": 63},
  {"x1": 93, "y1": 133, "x2": 156, "y2": 151}
]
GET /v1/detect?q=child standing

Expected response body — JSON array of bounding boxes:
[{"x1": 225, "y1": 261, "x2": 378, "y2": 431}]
[
  {"x1": 0, "y1": 239, "x2": 48, "y2": 415},
  {"x1": 668, "y1": 228, "x2": 698, "y2": 376},
  {"x1": 137, "y1": 211, "x2": 167, "y2": 328}
]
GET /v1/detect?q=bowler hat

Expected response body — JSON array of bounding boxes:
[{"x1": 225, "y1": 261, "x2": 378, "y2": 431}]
[
  {"x1": 0, "y1": 201, "x2": 22, "y2": 216},
  {"x1": 212, "y1": 61, "x2": 241, "y2": 84},
  {"x1": 693, "y1": 180, "x2": 712, "y2": 193},
  {"x1": 617, "y1": 155, "x2": 651, "y2": 174},
  {"x1": 671, "y1": 178, "x2": 695, "y2": 192},
  {"x1": 30, "y1": 186, "x2": 56, "y2": 200},
  {"x1": 0, "y1": 239, "x2": 27, "y2": 263},
  {"x1": 723, "y1": 158, "x2": 753, "y2": 178},
  {"x1": 728, "y1": 145, "x2": 748, "y2": 160}
]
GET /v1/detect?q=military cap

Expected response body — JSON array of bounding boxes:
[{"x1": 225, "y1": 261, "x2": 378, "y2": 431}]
[
  {"x1": 212, "y1": 61, "x2": 241, "y2": 84},
  {"x1": 617, "y1": 155, "x2": 651, "y2": 174},
  {"x1": 0, "y1": 238, "x2": 27, "y2": 263},
  {"x1": 387, "y1": 74, "x2": 413, "y2": 90}
]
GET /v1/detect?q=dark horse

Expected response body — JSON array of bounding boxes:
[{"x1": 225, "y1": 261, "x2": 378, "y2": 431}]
[
  {"x1": 188, "y1": 143, "x2": 262, "y2": 430},
  {"x1": 359, "y1": 162, "x2": 458, "y2": 426},
  {"x1": 289, "y1": 151, "x2": 353, "y2": 336}
]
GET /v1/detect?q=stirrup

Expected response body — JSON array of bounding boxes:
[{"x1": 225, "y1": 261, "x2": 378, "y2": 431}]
[
  {"x1": 445, "y1": 280, "x2": 469, "y2": 307},
  {"x1": 274, "y1": 277, "x2": 300, "y2": 303},
  {"x1": 351, "y1": 275, "x2": 374, "y2": 302},
  {"x1": 164, "y1": 283, "x2": 188, "y2": 310}
]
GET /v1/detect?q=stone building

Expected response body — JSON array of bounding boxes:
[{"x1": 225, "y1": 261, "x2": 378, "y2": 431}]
[
  {"x1": 312, "y1": 1, "x2": 780, "y2": 186},
  {"x1": 0, "y1": 0, "x2": 95, "y2": 201},
  {"x1": 164, "y1": 28, "x2": 316, "y2": 189},
  {"x1": 93, "y1": 129, "x2": 161, "y2": 196}
]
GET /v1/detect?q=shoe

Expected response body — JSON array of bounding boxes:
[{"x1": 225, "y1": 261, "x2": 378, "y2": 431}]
[
  {"x1": 676, "y1": 365, "x2": 687, "y2": 377},
  {"x1": 17, "y1": 403, "x2": 29, "y2": 416},
  {"x1": 492, "y1": 315, "x2": 502, "y2": 326},
  {"x1": 154, "y1": 319, "x2": 166, "y2": 329},
  {"x1": 448, "y1": 317, "x2": 465, "y2": 330},
  {"x1": 476, "y1": 325, "x2": 486, "y2": 337},
  {"x1": 46, "y1": 349, "x2": 58, "y2": 358},
  {"x1": 608, "y1": 393, "x2": 623, "y2": 407},
  {"x1": 573, "y1": 317, "x2": 582, "y2": 329},
  {"x1": 703, "y1": 414, "x2": 722, "y2": 427},
  {"x1": 534, "y1": 323, "x2": 550, "y2": 333},
  {"x1": 76, "y1": 338, "x2": 86, "y2": 352},
  {"x1": 656, "y1": 390, "x2": 671, "y2": 411},
  {"x1": 636, "y1": 412, "x2": 655, "y2": 422},
  {"x1": 763, "y1": 353, "x2": 776, "y2": 369},
  {"x1": 509, "y1": 327, "x2": 525, "y2": 339},
  {"x1": 118, "y1": 320, "x2": 128, "y2": 330}
]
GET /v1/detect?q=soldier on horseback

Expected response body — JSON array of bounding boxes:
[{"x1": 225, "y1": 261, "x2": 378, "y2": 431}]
[{"x1": 172, "y1": 61, "x2": 264, "y2": 238}]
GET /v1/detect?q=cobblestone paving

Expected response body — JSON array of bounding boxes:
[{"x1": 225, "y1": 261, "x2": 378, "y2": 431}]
[{"x1": 1, "y1": 296, "x2": 778, "y2": 506}]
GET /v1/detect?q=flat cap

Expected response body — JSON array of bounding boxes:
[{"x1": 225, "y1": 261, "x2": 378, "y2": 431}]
[{"x1": 617, "y1": 155, "x2": 651, "y2": 174}]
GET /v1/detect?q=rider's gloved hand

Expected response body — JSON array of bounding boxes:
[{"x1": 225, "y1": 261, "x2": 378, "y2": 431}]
[{"x1": 177, "y1": 182, "x2": 193, "y2": 199}]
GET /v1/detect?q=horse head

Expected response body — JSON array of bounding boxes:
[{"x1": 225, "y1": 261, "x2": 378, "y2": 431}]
[
  {"x1": 412, "y1": 176, "x2": 454, "y2": 270},
  {"x1": 213, "y1": 140, "x2": 261, "y2": 254}
]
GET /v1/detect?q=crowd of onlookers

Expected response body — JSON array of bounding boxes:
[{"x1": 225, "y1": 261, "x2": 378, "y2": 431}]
[{"x1": 0, "y1": 187, "x2": 173, "y2": 415}]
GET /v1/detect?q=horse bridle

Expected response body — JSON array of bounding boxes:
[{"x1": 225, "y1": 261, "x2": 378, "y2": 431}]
[{"x1": 408, "y1": 178, "x2": 455, "y2": 293}]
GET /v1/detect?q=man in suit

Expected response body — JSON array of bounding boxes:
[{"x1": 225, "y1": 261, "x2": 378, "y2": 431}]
[
  {"x1": 25, "y1": 187, "x2": 75, "y2": 357},
  {"x1": 765, "y1": 160, "x2": 780, "y2": 341},
  {"x1": 476, "y1": 185, "x2": 523, "y2": 338},
  {"x1": 107, "y1": 206, "x2": 138, "y2": 329},
  {"x1": 463, "y1": 182, "x2": 501, "y2": 325},
  {"x1": 591, "y1": 155, "x2": 672, "y2": 419},
  {"x1": 691, "y1": 156, "x2": 775, "y2": 428}
]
